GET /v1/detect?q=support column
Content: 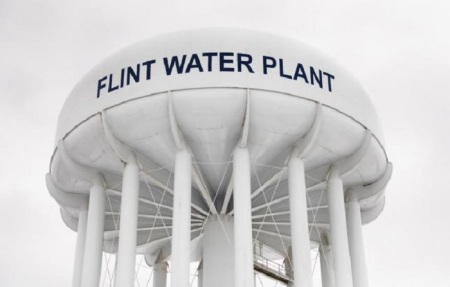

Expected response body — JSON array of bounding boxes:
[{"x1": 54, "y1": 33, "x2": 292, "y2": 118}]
[
  {"x1": 203, "y1": 216, "x2": 234, "y2": 287},
  {"x1": 153, "y1": 262, "x2": 168, "y2": 287},
  {"x1": 346, "y1": 192, "x2": 368, "y2": 287},
  {"x1": 170, "y1": 149, "x2": 192, "y2": 287},
  {"x1": 81, "y1": 175, "x2": 106, "y2": 287},
  {"x1": 233, "y1": 147, "x2": 255, "y2": 287},
  {"x1": 319, "y1": 234, "x2": 334, "y2": 287},
  {"x1": 72, "y1": 199, "x2": 88, "y2": 287},
  {"x1": 288, "y1": 155, "x2": 313, "y2": 287},
  {"x1": 115, "y1": 153, "x2": 140, "y2": 287},
  {"x1": 326, "y1": 166, "x2": 353, "y2": 287}
]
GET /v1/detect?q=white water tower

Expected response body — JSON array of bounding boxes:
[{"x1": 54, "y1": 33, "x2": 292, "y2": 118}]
[{"x1": 47, "y1": 28, "x2": 392, "y2": 287}]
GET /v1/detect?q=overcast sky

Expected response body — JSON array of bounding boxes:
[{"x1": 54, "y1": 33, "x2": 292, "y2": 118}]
[{"x1": 1, "y1": 1, "x2": 449, "y2": 286}]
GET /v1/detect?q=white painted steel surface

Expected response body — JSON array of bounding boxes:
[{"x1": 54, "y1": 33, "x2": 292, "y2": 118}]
[
  {"x1": 319, "y1": 237, "x2": 334, "y2": 287},
  {"x1": 203, "y1": 216, "x2": 234, "y2": 287},
  {"x1": 233, "y1": 147, "x2": 255, "y2": 287},
  {"x1": 347, "y1": 192, "x2": 369, "y2": 287},
  {"x1": 288, "y1": 156, "x2": 313, "y2": 287},
  {"x1": 153, "y1": 262, "x2": 168, "y2": 287},
  {"x1": 115, "y1": 153, "x2": 140, "y2": 287},
  {"x1": 55, "y1": 29, "x2": 383, "y2": 142},
  {"x1": 72, "y1": 200, "x2": 88, "y2": 287},
  {"x1": 327, "y1": 167, "x2": 353, "y2": 287},
  {"x1": 46, "y1": 28, "x2": 392, "y2": 287},
  {"x1": 170, "y1": 149, "x2": 192, "y2": 287},
  {"x1": 50, "y1": 35, "x2": 389, "y2": 254},
  {"x1": 80, "y1": 177, "x2": 105, "y2": 287}
]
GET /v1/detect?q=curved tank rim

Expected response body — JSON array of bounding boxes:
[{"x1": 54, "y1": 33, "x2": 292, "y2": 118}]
[{"x1": 55, "y1": 28, "x2": 384, "y2": 144}]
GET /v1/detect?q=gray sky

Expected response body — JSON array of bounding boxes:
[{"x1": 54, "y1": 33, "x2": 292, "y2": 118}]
[{"x1": 1, "y1": 1, "x2": 449, "y2": 286}]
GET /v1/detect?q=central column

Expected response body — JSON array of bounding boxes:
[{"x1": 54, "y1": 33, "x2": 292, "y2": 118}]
[
  {"x1": 115, "y1": 153, "x2": 141, "y2": 287},
  {"x1": 203, "y1": 216, "x2": 235, "y2": 287},
  {"x1": 233, "y1": 147, "x2": 255, "y2": 287},
  {"x1": 327, "y1": 167, "x2": 353, "y2": 287},
  {"x1": 171, "y1": 149, "x2": 192, "y2": 287},
  {"x1": 288, "y1": 155, "x2": 313, "y2": 287}
]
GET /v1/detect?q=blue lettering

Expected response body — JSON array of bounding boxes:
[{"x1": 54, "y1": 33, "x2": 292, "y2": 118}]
[
  {"x1": 120, "y1": 68, "x2": 125, "y2": 88},
  {"x1": 293, "y1": 63, "x2": 308, "y2": 83},
  {"x1": 186, "y1": 54, "x2": 204, "y2": 73},
  {"x1": 323, "y1": 72, "x2": 335, "y2": 92},
  {"x1": 220, "y1": 52, "x2": 234, "y2": 72},
  {"x1": 263, "y1": 56, "x2": 276, "y2": 74},
  {"x1": 126, "y1": 65, "x2": 140, "y2": 85},
  {"x1": 278, "y1": 58, "x2": 292, "y2": 79},
  {"x1": 142, "y1": 60, "x2": 156, "y2": 80},
  {"x1": 163, "y1": 55, "x2": 187, "y2": 75},
  {"x1": 202, "y1": 52, "x2": 218, "y2": 71},
  {"x1": 310, "y1": 67, "x2": 323, "y2": 88},
  {"x1": 95, "y1": 53, "x2": 336, "y2": 98},
  {"x1": 97, "y1": 76, "x2": 107, "y2": 98},
  {"x1": 237, "y1": 53, "x2": 254, "y2": 73},
  {"x1": 107, "y1": 73, "x2": 119, "y2": 93}
]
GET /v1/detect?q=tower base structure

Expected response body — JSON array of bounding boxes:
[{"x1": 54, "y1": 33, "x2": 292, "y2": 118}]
[{"x1": 202, "y1": 216, "x2": 235, "y2": 287}]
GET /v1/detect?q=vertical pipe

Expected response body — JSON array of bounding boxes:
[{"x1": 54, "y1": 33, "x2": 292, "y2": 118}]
[
  {"x1": 346, "y1": 192, "x2": 368, "y2": 287},
  {"x1": 153, "y1": 262, "x2": 168, "y2": 287},
  {"x1": 233, "y1": 147, "x2": 254, "y2": 287},
  {"x1": 288, "y1": 155, "x2": 313, "y2": 287},
  {"x1": 170, "y1": 149, "x2": 192, "y2": 287},
  {"x1": 327, "y1": 167, "x2": 353, "y2": 287},
  {"x1": 319, "y1": 234, "x2": 334, "y2": 287},
  {"x1": 115, "y1": 153, "x2": 140, "y2": 287},
  {"x1": 81, "y1": 175, "x2": 106, "y2": 287},
  {"x1": 72, "y1": 199, "x2": 88, "y2": 287}
]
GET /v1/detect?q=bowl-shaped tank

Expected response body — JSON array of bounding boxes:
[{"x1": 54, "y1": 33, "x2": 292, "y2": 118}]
[{"x1": 47, "y1": 28, "x2": 391, "y2": 262}]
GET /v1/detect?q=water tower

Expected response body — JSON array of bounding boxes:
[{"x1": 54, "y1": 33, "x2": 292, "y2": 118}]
[{"x1": 47, "y1": 28, "x2": 392, "y2": 287}]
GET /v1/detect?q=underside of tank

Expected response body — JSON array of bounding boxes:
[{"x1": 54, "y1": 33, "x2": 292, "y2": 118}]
[{"x1": 47, "y1": 87, "x2": 391, "y2": 261}]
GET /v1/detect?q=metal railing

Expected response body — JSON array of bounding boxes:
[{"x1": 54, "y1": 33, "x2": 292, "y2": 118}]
[{"x1": 253, "y1": 249, "x2": 293, "y2": 282}]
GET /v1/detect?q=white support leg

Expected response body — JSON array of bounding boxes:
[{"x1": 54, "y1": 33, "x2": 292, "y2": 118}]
[
  {"x1": 288, "y1": 155, "x2": 313, "y2": 287},
  {"x1": 170, "y1": 149, "x2": 192, "y2": 287},
  {"x1": 346, "y1": 192, "x2": 368, "y2": 287},
  {"x1": 153, "y1": 262, "x2": 168, "y2": 287},
  {"x1": 327, "y1": 167, "x2": 353, "y2": 287},
  {"x1": 319, "y1": 234, "x2": 334, "y2": 287},
  {"x1": 81, "y1": 175, "x2": 106, "y2": 287},
  {"x1": 233, "y1": 147, "x2": 254, "y2": 287},
  {"x1": 115, "y1": 153, "x2": 140, "y2": 287},
  {"x1": 72, "y1": 199, "x2": 88, "y2": 287}
]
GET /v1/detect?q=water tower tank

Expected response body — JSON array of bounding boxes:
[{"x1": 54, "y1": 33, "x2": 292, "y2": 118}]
[{"x1": 47, "y1": 28, "x2": 392, "y2": 287}]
